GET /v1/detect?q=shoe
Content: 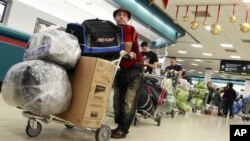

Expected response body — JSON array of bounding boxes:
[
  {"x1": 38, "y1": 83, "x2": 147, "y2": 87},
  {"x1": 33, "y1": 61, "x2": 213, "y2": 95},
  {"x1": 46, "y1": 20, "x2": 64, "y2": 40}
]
[{"x1": 111, "y1": 128, "x2": 127, "y2": 138}]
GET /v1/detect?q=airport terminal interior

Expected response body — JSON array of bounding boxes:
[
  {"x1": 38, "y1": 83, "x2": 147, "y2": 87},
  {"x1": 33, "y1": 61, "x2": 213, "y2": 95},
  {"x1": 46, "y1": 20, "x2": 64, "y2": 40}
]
[{"x1": 0, "y1": 0, "x2": 250, "y2": 141}]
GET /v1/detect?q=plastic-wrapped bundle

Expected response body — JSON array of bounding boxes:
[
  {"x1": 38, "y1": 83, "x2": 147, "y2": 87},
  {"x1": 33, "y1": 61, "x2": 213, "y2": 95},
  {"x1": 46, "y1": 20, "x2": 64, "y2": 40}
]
[
  {"x1": 175, "y1": 87, "x2": 189, "y2": 102},
  {"x1": 162, "y1": 95, "x2": 176, "y2": 112},
  {"x1": 1, "y1": 60, "x2": 72, "y2": 116},
  {"x1": 24, "y1": 29, "x2": 81, "y2": 69},
  {"x1": 161, "y1": 78, "x2": 173, "y2": 95},
  {"x1": 191, "y1": 98, "x2": 204, "y2": 109},
  {"x1": 176, "y1": 99, "x2": 191, "y2": 112}
]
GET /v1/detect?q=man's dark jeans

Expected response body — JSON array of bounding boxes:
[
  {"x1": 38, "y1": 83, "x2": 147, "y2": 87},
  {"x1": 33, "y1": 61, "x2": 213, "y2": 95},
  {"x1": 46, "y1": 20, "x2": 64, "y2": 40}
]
[{"x1": 113, "y1": 69, "x2": 142, "y2": 133}]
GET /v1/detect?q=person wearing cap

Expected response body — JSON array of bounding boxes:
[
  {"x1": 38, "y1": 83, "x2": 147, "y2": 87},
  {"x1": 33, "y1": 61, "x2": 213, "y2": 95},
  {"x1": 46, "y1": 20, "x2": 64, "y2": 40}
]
[
  {"x1": 112, "y1": 8, "x2": 143, "y2": 138},
  {"x1": 141, "y1": 41, "x2": 158, "y2": 74}
]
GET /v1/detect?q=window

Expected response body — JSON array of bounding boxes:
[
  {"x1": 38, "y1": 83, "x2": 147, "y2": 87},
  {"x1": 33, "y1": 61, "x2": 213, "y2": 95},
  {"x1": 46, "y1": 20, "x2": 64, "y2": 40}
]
[
  {"x1": 0, "y1": 0, "x2": 7, "y2": 23},
  {"x1": 34, "y1": 18, "x2": 65, "y2": 33}
]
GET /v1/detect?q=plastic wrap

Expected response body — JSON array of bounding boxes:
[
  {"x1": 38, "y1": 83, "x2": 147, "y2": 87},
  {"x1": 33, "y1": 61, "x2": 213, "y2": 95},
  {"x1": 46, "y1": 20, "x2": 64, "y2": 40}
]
[
  {"x1": 1, "y1": 60, "x2": 72, "y2": 116},
  {"x1": 176, "y1": 87, "x2": 189, "y2": 102},
  {"x1": 162, "y1": 95, "x2": 176, "y2": 112},
  {"x1": 161, "y1": 78, "x2": 173, "y2": 95},
  {"x1": 176, "y1": 99, "x2": 191, "y2": 112},
  {"x1": 24, "y1": 29, "x2": 81, "y2": 69}
]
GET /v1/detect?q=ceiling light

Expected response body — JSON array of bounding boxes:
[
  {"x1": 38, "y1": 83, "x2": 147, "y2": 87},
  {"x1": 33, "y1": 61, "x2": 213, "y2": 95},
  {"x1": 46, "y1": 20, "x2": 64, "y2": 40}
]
[
  {"x1": 177, "y1": 59, "x2": 184, "y2": 62},
  {"x1": 205, "y1": 26, "x2": 211, "y2": 31},
  {"x1": 220, "y1": 43, "x2": 233, "y2": 48},
  {"x1": 194, "y1": 59, "x2": 203, "y2": 62},
  {"x1": 243, "y1": 0, "x2": 250, "y2": 3},
  {"x1": 191, "y1": 44, "x2": 203, "y2": 48},
  {"x1": 178, "y1": 50, "x2": 187, "y2": 54},
  {"x1": 214, "y1": 71, "x2": 219, "y2": 73},
  {"x1": 191, "y1": 63, "x2": 198, "y2": 66},
  {"x1": 198, "y1": 71, "x2": 203, "y2": 74},
  {"x1": 230, "y1": 55, "x2": 241, "y2": 59},
  {"x1": 190, "y1": 69, "x2": 195, "y2": 71},
  {"x1": 202, "y1": 53, "x2": 213, "y2": 56}
]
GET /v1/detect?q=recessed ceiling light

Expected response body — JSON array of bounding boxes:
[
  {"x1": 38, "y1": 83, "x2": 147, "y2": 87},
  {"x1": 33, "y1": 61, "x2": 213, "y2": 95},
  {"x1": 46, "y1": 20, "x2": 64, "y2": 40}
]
[
  {"x1": 205, "y1": 26, "x2": 211, "y2": 31},
  {"x1": 198, "y1": 71, "x2": 203, "y2": 74},
  {"x1": 178, "y1": 50, "x2": 187, "y2": 54},
  {"x1": 177, "y1": 59, "x2": 184, "y2": 62},
  {"x1": 243, "y1": 0, "x2": 250, "y2": 3},
  {"x1": 220, "y1": 43, "x2": 233, "y2": 48},
  {"x1": 191, "y1": 44, "x2": 203, "y2": 48},
  {"x1": 214, "y1": 71, "x2": 219, "y2": 73},
  {"x1": 177, "y1": 63, "x2": 182, "y2": 65},
  {"x1": 191, "y1": 63, "x2": 198, "y2": 66},
  {"x1": 189, "y1": 69, "x2": 195, "y2": 71},
  {"x1": 202, "y1": 53, "x2": 213, "y2": 56},
  {"x1": 230, "y1": 55, "x2": 241, "y2": 59},
  {"x1": 194, "y1": 59, "x2": 203, "y2": 62}
]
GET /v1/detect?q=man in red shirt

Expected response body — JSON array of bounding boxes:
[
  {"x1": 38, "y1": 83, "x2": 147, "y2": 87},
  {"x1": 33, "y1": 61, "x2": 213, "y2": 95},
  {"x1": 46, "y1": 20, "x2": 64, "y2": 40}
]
[{"x1": 112, "y1": 8, "x2": 143, "y2": 138}]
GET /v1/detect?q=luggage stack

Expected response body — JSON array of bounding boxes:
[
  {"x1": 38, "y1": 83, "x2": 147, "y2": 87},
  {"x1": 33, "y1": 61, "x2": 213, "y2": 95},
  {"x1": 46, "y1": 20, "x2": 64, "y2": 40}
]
[
  {"x1": 161, "y1": 77, "x2": 177, "y2": 117},
  {"x1": 1, "y1": 29, "x2": 81, "y2": 116},
  {"x1": 175, "y1": 86, "x2": 191, "y2": 113},
  {"x1": 190, "y1": 82, "x2": 208, "y2": 112}
]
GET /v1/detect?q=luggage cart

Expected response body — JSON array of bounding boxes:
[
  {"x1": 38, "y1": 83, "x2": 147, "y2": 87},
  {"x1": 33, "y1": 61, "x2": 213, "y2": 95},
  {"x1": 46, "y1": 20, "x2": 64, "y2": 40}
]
[
  {"x1": 134, "y1": 74, "x2": 166, "y2": 126},
  {"x1": 242, "y1": 98, "x2": 250, "y2": 121},
  {"x1": 21, "y1": 56, "x2": 123, "y2": 141}
]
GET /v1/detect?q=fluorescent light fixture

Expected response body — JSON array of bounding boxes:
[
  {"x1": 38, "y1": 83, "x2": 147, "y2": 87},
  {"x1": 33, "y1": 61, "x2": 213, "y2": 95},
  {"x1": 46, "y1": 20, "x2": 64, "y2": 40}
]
[
  {"x1": 177, "y1": 59, "x2": 184, "y2": 62},
  {"x1": 191, "y1": 63, "x2": 198, "y2": 66},
  {"x1": 177, "y1": 50, "x2": 187, "y2": 54},
  {"x1": 202, "y1": 53, "x2": 213, "y2": 56},
  {"x1": 205, "y1": 26, "x2": 211, "y2": 31},
  {"x1": 191, "y1": 44, "x2": 203, "y2": 48},
  {"x1": 190, "y1": 69, "x2": 195, "y2": 71},
  {"x1": 214, "y1": 71, "x2": 219, "y2": 73},
  {"x1": 220, "y1": 43, "x2": 233, "y2": 48},
  {"x1": 243, "y1": 0, "x2": 250, "y2": 3},
  {"x1": 177, "y1": 63, "x2": 182, "y2": 65},
  {"x1": 198, "y1": 71, "x2": 203, "y2": 74},
  {"x1": 194, "y1": 59, "x2": 203, "y2": 62},
  {"x1": 230, "y1": 55, "x2": 241, "y2": 59}
]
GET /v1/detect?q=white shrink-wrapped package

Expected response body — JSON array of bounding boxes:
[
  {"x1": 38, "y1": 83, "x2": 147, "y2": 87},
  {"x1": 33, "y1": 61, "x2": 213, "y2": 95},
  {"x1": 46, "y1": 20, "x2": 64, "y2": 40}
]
[
  {"x1": 24, "y1": 29, "x2": 81, "y2": 69},
  {"x1": 1, "y1": 60, "x2": 72, "y2": 116}
]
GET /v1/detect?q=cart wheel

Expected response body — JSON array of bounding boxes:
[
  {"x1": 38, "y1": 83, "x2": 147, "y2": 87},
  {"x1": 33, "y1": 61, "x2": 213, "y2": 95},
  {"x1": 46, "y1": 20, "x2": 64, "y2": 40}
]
[
  {"x1": 242, "y1": 116, "x2": 246, "y2": 121},
  {"x1": 134, "y1": 117, "x2": 138, "y2": 126},
  {"x1": 95, "y1": 125, "x2": 111, "y2": 141},
  {"x1": 171, "y1": 110, "x2": 177, "y2": 118},
  {"x1": 156, "y1": 116, "x2": 162, "y2": 126},
  {"x1": 26, "y1": 121, "x2": 42, "y2": 137},
  {"x1": 192, "y1": 108, "x2": 197, "y2": 113},
  {"x1": 65, "y1": 124, "x2": 74, "y2": 129}
]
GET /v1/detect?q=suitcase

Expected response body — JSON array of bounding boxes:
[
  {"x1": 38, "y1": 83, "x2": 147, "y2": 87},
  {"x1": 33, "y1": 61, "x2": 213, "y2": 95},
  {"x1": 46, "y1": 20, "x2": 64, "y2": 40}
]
[{"x1": 66, "y1": 19, "x2": 123, "y2": 60}]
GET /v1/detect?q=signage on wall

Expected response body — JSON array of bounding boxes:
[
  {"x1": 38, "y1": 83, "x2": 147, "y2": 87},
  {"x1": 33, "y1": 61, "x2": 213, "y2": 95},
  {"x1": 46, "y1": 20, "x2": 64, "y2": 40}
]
[{"x1": 220, "y1": 60, "x2": 250, "y2": 75}]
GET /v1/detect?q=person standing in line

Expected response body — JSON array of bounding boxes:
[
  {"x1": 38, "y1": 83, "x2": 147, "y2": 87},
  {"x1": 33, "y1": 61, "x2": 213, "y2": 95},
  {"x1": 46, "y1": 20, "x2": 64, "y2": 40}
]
[
  {"x1": 223, "y1": 82, "x2": 237, "y2": 119},
  {"x1": 140, "y1": 41, "x2": 158, "y2": 74},
  {"x1": 111, "y1": 8, "x2": 144, "y2": 138},
  {"x1": 165, "y1": 56, "x2": 182, "y2": 80},
  {"x1": 206, "y1": 82, "x2": 215, "y2": 104}
]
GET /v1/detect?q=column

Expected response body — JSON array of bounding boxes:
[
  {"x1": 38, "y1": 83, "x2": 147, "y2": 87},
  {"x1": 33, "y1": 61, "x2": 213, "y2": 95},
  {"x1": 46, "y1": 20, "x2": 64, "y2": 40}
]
[
  {"x1": 243, "y1": 80, "x2": 250, "y2": 97},
  {"x1": 204, "y1": 69, "x2": 212, "y2": 85},
  {"x1": 161, "y1": 50, "x2": 169, "y2": 70}
]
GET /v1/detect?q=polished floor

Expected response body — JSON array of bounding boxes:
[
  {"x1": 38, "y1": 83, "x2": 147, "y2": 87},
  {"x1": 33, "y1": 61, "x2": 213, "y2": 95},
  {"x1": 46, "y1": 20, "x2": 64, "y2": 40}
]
[{"x1": 0, "y1": 94, "x2": 249, "y2": 141}]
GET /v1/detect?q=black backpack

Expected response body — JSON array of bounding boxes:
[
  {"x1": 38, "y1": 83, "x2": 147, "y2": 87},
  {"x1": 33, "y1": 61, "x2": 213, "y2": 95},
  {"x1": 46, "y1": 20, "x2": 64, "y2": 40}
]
[{"x1": 66, "y1": 19, "x2": 123, "y2": 60}]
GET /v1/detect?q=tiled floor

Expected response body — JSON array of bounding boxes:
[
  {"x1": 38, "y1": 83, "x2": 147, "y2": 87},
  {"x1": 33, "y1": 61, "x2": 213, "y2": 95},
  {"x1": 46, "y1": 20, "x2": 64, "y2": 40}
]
[{"x1": 0, "y1": 94, "x2": 249, "y2": 141}]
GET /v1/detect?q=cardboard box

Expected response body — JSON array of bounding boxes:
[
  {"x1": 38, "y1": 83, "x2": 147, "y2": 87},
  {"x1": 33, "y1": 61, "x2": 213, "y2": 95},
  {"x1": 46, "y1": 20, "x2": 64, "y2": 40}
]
[{"x1": 58, "y1": 57, "x2": 115, "y2": 128}]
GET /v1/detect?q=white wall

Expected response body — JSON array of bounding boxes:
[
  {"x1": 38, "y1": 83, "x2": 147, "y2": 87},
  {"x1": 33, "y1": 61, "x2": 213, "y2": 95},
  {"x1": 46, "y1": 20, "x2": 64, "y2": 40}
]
[{"x1": 7, "y1": 0, "x2": 67, "y2": 34}]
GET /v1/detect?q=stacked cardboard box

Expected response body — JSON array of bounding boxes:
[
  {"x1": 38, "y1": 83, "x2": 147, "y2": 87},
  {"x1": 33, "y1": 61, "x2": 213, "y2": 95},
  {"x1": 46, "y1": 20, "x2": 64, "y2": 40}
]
[{"x1": 59, "y1": 57, "x2": 115, "y2": 128}]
